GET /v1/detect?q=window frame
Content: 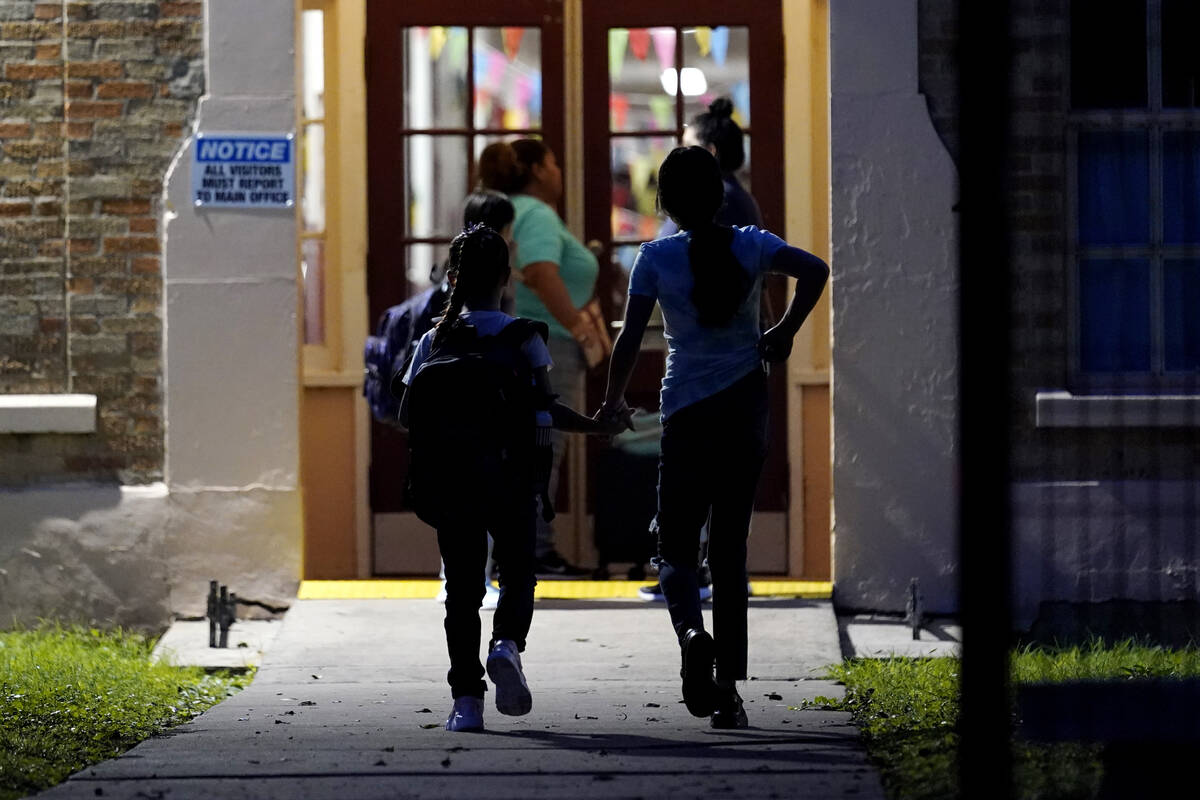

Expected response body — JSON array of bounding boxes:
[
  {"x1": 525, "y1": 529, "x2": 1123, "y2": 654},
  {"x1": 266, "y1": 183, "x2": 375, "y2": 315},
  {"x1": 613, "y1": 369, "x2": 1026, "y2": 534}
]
[
  {"x1": 1067, "y1": 0, "x2": 1200, "y2": 394},
  {"x1": 396, "y1": 25, "x2": 552, "y2": 294},
  {"x1": 300, "y1": 0, "x2": 340, "y2": 375}
]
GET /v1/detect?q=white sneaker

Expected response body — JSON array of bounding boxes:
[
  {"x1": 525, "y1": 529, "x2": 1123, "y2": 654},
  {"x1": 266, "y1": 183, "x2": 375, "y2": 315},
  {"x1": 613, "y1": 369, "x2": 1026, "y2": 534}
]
[
  {"x1": 486, "y1": 639, "x2": 532, "y2": 716},
  {"x1": 435, "y1": 580, "x2": 447, "y2": 604},
  {"x1": 482, "y1": 581, "x2": 501, "y2": 610},
  {"x1": 445, "y1": 696, "x2": 484, "y2": 732}
]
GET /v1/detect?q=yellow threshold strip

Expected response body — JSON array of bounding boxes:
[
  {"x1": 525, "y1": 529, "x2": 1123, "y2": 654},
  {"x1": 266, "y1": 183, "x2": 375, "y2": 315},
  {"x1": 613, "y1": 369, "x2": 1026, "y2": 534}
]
[{"x1": 298, "y1": 579, "x2": 832, "y2": 601}]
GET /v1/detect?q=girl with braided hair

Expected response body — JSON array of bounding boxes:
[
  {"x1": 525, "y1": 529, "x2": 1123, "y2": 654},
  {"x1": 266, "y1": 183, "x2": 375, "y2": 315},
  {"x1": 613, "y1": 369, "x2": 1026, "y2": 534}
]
[{"x1": 399, "y1": 224, "x2": 621, "y2": 732}]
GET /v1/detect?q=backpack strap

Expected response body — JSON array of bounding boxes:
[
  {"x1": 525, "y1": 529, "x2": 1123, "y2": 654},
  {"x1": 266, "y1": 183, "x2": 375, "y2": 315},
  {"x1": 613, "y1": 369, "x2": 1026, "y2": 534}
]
[{"x1": 495, "y1": 318, "x2": 550, "y2": 348}]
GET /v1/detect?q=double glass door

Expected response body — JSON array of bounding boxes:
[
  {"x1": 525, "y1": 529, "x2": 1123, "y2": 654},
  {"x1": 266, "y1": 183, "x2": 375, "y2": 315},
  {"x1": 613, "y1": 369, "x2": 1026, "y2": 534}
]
[{"x1": 366, "y1": 0, "x2": 786, "y2": 573}]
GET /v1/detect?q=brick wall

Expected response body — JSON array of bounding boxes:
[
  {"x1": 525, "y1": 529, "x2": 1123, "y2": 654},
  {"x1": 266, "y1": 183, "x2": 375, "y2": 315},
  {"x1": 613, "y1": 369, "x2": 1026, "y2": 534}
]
[
  {"x1": 918, "y1": 0, "x2": 958, "y2": 163},
  {"x1": 0, "y1": 0, "x2": 203, "y2": 484}
]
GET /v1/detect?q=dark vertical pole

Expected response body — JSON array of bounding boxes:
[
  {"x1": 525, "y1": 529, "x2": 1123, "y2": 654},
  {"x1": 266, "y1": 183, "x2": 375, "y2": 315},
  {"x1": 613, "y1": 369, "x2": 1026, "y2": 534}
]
[{"x1": 958, "y1": 1, "x2": 1013, "y2": 797}]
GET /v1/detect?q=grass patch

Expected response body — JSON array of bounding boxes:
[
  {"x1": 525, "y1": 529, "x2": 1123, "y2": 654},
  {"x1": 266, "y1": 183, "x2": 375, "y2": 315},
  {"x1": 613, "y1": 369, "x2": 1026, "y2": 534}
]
[
  {"x1": 0, "y1": 625, "x2": 252, "y2": 800},
  {"x1": 808, "y1": 639, "x2": 1200, "y2": 800}
]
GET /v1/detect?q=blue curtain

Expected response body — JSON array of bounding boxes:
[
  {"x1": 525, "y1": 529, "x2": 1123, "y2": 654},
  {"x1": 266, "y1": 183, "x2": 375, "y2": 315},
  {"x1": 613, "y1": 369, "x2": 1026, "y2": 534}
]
[
  {"x1": 1164, "y1": 259, "x2": 1200, "y2": 370},
  {"x1": 1080, "y1": 258, "x2": 1151, "y2": 372},
  {"x1": 1078, "y1": 131, "x2": 1150, "y2": 247}
]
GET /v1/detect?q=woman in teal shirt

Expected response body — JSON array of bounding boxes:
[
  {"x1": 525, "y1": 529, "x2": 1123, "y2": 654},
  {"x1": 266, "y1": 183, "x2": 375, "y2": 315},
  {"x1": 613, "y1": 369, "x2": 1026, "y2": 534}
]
[{"x1": 478, "y1": 139, "x2": 601, "y2": 577}]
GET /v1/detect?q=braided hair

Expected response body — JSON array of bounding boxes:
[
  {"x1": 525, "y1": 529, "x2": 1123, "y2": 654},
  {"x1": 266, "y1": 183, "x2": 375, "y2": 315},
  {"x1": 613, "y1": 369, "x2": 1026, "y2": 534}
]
[{"x1": 433, "y1": 224, "x2": 511, "y2": 346}]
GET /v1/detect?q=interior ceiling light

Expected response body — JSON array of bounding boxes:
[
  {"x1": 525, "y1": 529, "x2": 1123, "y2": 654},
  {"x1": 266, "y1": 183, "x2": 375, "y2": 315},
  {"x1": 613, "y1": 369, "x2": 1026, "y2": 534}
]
[{"x1": 660, "y1": 67, "x2": 707, "y2": 97}]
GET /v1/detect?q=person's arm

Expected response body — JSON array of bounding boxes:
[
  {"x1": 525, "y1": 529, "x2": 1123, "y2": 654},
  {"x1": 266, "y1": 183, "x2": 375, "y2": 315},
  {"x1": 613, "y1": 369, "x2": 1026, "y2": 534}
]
[
  {"x1": 758, "y1": 245, "x2": 830, "y2": 362},
  {"x1": 531, "y1": 366, "x2": 622, "y2": 434},
  {"x1": 599, "y1": 293, "x2": 655, "y2": 421},
  {"x1": 520, "y1": 261, "x2": 581, "y2": 330}
]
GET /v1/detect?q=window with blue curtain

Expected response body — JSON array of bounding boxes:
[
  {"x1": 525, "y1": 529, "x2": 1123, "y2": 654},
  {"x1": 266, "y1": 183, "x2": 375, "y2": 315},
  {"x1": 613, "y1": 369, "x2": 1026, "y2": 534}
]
[{"x1": 1071, "y1": 0, "x2": 1200, "y2": 387}]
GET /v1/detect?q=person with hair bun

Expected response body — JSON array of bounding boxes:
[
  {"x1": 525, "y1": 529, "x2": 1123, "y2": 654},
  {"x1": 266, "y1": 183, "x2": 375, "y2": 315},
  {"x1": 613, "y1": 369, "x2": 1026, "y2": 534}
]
[
  {"x1": 477, "y1": 139, "x2": 604, "y2": 578},
  {"x1": 598, "y1": 146, "x2": 828, "y2": 729},
  {"x1": 660, "y1": 96, "x2": 762, "y2": 237}
]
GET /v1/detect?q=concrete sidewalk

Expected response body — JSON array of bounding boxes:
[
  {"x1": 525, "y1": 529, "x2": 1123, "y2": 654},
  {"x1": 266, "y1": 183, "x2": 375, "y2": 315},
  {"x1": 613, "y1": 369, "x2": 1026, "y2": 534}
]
[{"x1": 36, "y1": 598, "x2": 886, "y2": 799}]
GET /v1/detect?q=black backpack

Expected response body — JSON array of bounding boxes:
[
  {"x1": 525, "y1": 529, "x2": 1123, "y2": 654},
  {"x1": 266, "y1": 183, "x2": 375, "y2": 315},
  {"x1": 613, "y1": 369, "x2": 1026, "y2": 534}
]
[
  {"x1": 362, "y1": 283, "x2": 447, "y2": 426},
  {"x1": 403, "y1": 318, "x2": 554, "y2": 529}
]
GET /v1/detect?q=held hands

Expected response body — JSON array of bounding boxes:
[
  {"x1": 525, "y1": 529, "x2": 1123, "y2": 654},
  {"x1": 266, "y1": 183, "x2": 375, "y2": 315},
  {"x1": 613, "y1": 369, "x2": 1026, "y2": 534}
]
[
  {"x1": 757, "y1": 324, "x2": 796, "y2": 364},
  {"x1": 594, "y1": 399, "x2": 635, "y2": 435}
]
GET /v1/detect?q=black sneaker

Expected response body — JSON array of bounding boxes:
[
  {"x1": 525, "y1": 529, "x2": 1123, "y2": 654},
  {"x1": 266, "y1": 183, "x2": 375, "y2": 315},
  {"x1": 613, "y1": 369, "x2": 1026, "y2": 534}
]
[
  {"x1": 680, "y1": 628, "x2": 718, "y2": 717},
  {"x1": 534, "y1": 550, "x2": 590, "y2": 578},
  {"x1": 710, "y1": 686, "x2": 748, "y2": 729}
]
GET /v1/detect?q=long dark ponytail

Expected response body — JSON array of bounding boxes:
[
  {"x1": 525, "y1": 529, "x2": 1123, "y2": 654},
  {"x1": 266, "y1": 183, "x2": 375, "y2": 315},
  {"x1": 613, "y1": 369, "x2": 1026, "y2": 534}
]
[
  {"x1": 434, "y1": 224, "x2": 510, "y2": 346},
  {"x1": 657, "y1": 146, "x2": 750, "y2": 327}
]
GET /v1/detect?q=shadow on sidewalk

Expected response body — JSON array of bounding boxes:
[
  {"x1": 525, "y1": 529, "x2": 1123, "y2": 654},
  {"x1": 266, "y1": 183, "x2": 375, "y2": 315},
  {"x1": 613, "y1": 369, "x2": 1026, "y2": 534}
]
[{"x1": 477, "y1": 727, "x2": 870, "y2": 769}]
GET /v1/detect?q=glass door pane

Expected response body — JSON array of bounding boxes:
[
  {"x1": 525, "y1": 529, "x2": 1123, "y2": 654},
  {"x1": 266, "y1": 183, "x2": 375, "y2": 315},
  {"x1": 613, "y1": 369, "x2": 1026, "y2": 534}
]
[
  {"x1": 403, "y1": 26, "x2": 470, "y2": 128},
  {"x1": 474, "y1": 27, "x2": 543, "y2": 129},
  {"x1": 609, "y1": 27, "x2": 677, "y2": 132}
]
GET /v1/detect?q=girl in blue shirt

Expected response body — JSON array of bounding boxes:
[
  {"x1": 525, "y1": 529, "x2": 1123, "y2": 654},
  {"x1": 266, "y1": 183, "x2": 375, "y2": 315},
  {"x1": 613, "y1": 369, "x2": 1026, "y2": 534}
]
[{"x1": 598, "y1": 147, "x2": 829, "y2": 728}]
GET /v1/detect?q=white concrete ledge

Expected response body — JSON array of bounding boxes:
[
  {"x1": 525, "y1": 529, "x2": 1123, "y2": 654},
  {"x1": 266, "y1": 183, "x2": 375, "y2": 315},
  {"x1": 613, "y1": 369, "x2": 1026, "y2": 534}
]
[
  {"x1": 0, "y1": 394, "x2": 97, "y2": 433},
  {"x1": 1036, "y1": 390, "x2": 1200, "y2": 428}
]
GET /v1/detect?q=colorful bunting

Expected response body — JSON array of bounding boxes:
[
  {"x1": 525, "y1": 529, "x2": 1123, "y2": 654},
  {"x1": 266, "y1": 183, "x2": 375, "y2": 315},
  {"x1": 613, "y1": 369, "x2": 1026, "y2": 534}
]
[
  {"x1": 608, "y1": 29, "x2": 629, "y2": 79},
  {"x1": 610, "y1": 92, "x2": 630, "y2": 129},
  {"x1": 502, "y1": 27, "x2": 525, "y2": 62},
  {"x1": 446, "y1": 27, "x2": 468, "y2": 71},
  {"x1": 530, "y1": 74, "x2": 542, "y2": 116},
  {"x1": 732, "y1": 80, "x2": 750, "y2": 124},
  {"x1": 694, "y1": 26, "x2": 712, "y2": 58},
  {"x1": 487, "y1": 51, "x2": 506, "y2": 87},
  {"x1": 429, "y1": 26, "x2": 448, "y2": 60},
  {"x1": 515, "y1": 75, "x2": 532, "y2": 108},
  {"x1": 648, "y1": 95, "x2": 673, "y2": 130},
  {"x1": 629, "y1": 153, "x2": 652, "y2": 200},
  {"x1": 710, "y1": 26, "x2": 729, "y2": 66},
  {"x1": 629, "y1": 28, "x2": 651, "y2": 61},
  {"x1": 651, "y1": 27, "x2": 676, "y2": 72}
]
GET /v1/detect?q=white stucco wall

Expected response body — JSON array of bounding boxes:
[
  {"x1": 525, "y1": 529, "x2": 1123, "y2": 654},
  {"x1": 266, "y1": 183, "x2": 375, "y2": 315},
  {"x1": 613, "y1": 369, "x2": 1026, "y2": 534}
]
[
  {"x1": 162, "y1": 0, "x2": 301, "y2": 617},
  {"x1": 830, "y1": 0, "x2": 960, "y2": 613},
  {"x1": 0, "y1": 0, "x2": 301, "y2": 628}
]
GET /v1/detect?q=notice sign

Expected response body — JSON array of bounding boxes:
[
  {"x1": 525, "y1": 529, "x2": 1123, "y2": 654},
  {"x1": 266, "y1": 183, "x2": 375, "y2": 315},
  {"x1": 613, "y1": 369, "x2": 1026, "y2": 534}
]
[{"x1": 191, "y1": 132, "x2": 295, "y2": 209}]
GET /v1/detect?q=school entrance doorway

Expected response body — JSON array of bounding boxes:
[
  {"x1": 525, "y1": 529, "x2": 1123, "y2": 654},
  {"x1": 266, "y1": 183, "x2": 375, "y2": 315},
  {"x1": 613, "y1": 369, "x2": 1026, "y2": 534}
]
[{"x1": 352, "y1": 0, "x2": 830, "y2": 579}]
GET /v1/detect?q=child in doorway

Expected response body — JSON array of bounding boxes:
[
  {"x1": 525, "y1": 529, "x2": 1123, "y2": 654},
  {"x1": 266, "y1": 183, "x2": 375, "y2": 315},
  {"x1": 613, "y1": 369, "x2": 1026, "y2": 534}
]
[{"x1": 399, "y1": 224, "x2": 622, "y2": 732}]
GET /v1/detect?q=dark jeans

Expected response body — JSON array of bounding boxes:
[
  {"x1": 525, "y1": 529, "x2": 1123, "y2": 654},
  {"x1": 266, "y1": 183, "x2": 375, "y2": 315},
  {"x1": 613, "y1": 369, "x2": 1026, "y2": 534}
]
[
  {"x1": 655, "y1": 367, "x2": 768, "y2": 681},
  {"x1": 436, "y1": 478, "x2": 537, "y2": 699}
]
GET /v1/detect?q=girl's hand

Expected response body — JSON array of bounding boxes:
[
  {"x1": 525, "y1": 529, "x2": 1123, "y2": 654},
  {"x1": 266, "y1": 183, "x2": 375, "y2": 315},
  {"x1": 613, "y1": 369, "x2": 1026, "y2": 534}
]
[
  {"x1": 596, "y1": 401, "x2": 635, "y2": 433},
  {"x1": 757, "y1": 325, "x2": 795, "y2": 363}
]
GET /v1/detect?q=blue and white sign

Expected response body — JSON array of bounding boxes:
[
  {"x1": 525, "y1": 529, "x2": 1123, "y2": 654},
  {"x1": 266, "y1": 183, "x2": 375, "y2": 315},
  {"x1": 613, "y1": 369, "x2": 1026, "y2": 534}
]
[{"x1": 191, "y1": 132, "x2": 295, "y2": 209}]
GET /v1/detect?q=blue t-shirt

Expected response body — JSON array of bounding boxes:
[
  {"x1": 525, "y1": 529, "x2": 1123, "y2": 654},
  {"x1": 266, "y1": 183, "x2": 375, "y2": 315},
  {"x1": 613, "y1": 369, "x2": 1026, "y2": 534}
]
[
  {"x1": 628, "y1": 225, "x2": 788, "y2": 419},
  {"x1": 403, "y1": 310, "x2": 554, "y2": 426}
]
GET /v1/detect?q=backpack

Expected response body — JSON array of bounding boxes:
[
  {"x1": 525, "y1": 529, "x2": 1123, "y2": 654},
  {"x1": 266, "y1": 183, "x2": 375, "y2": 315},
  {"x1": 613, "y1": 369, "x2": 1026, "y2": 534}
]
[
  {"x1": 362, "y1": 284, "x2": 447, "y2": 426},
  {"x1": 403, "y1": 318, "x2": 554, "y2": 529}
]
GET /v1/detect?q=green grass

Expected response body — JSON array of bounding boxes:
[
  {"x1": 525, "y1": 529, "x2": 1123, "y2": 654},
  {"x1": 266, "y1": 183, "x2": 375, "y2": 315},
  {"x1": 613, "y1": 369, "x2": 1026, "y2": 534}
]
[
  {"x1": 807, "y1": 640, "x2": 1200, "y2": 800},
  {"x1": 0, "y1": 626, "x2": 252, "y2": 800}
]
